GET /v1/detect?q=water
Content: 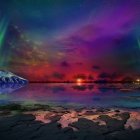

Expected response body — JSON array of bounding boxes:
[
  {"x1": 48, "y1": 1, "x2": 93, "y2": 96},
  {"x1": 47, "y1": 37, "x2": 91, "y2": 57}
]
[{"x1": 0, "y1": 83, "x2": 140, "y2": 108}]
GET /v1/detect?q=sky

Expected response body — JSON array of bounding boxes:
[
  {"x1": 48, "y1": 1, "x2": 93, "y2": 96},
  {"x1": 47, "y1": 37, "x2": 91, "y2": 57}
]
[{"x1": 0, "y1": 0, "x2": 140, "y2": 81}]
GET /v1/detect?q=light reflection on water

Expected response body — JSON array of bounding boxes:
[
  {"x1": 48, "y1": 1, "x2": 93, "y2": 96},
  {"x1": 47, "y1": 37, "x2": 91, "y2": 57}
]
[{"x1": 0, "y1": 83, "x2": 140, "y2": 108}]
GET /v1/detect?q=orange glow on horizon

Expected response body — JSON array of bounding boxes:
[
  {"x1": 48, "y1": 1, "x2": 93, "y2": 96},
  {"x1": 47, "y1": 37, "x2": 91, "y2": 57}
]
[{"x1": 76, "y1": 78, "x2": 83, "y2": 86}]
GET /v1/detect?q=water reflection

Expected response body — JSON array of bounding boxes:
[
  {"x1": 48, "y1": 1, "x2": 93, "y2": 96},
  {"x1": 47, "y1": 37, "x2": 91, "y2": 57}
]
[
  {"x1": 0, "y1": 83, "x2": 140, "y2": 108},
  {"x1": 0, "y1": 83, "x2": 27, "y2": 94}
]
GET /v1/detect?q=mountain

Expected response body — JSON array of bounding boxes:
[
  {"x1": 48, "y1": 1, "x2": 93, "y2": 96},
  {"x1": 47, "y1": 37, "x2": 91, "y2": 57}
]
[{"x1": 0, "y1": 70, "x2": 28, "y2": 85}]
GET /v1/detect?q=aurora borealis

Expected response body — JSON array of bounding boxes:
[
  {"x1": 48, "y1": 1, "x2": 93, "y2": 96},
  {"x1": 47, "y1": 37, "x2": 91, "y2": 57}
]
[
  {"x1": 0, "y1": 18, "x2": 9, "y2": 51},
  {"x1": 0, "y1": 0, "x2": 140, "y2": 81}
]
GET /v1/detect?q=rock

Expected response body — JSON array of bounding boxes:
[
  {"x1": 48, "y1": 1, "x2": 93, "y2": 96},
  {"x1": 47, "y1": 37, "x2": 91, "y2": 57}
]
[
  {"x1": 99, "y1": 115, "x2": 126, "y2": 132},
  {"x1": 105, "y1": 129, "x2": 140, "y2": 140},
  {"x1": 50, "y1": 115, "x2": 61, "y2": 122},
  {"x1": 118, "y1": 112, "x2": 130, "y2": 121},
  {"x1": 71, "y1": 118, "x2": 108, "y2": 135},
  {"x1": 82, "y1": 110, "x2": 96, "y2": 115},
  {"x1": 0, "y1": 114, "x2": 35, "y2": 131},
  {"x1": 125, "y1": 112, "x2": 140, "y2": 130},
  {"x1": 0, "y1": 110, "x2": 11, "y2": 116},
  {"x1": 96, "y1": 109, "x2": 106, "y2": 113},
  {"x1": 115, "y1": 110, "x2": 120, "y2": 113},
  {"x1": 62, "y1": 127, "x2": 74, "y2": 133},
  {"x1": 75, "y1": 131, "x2": 105, "y2": 140},
  {"x1": 70, "y1": 110, "x2": 78, "y2": 118},
  {"x1": 17, "y1": 114, "x2": 36, "y2": 121},
  {"x1": 58, "y1": 112, "x2": 78, "y2": 128},
  {"x1": 0, "y1": 109, "x2": 140, "y2": 140}
]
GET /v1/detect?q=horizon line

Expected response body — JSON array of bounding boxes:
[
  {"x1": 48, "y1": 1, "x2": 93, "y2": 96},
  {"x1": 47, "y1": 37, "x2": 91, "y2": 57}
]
[{"x1": 29, "y1": 80, "x2": 135, "y2": 84}]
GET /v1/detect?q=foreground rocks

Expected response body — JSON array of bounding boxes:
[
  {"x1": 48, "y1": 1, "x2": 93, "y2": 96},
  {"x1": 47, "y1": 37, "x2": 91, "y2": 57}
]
[{"x1": 0, "y1": 105, "x2": 140, "y2": 140}]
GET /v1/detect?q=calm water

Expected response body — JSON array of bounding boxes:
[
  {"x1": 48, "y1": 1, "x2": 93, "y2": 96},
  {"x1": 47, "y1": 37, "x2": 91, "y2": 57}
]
[{"x1": 0, "y1": 83, "x2": 140, "y2": 108}]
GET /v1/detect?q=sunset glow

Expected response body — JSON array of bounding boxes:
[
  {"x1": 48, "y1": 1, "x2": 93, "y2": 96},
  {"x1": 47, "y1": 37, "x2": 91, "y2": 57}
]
[
  {"x1": 76, "y1": 78, "x2": 83, "y2": 86},
  {"x1": 0, "y1": 0, "x2": 139, "y2": 82}
]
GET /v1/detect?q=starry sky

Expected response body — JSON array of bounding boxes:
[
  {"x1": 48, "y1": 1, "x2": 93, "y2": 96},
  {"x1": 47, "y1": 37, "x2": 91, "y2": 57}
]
[{"x1": 0, "y1": 0, "x2": 140, "y2": 81}]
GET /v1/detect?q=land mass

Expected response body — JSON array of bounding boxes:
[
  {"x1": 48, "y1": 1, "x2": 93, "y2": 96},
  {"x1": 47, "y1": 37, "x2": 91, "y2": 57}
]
[{"x1": 0, "y1": 104, "x2": 140, "y2": 140}]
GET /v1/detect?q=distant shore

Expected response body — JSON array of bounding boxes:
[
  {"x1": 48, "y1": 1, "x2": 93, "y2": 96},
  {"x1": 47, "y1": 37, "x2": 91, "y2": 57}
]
[{"x1": 29, "y1": 81, "x2": 136, "y2": 84}]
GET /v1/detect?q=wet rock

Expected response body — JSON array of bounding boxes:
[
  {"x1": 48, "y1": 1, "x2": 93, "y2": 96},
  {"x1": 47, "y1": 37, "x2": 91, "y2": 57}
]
[
  {"x1": 70, "y1": 110, "x2": 78, "y2": 118},
  {"x1": 83, "y1": 110, "x2": 96, "y2": 115},
  {"x1": 115, "y1": 110, "x2": 120, "y2": 113},
  {"x1": 17, "y1": 114, "x2": 36, "y2": 121},
  {"x1": 71, "y1": 118, "x2": 108, "y2": 135},
  {"x1": 58, "y1": 112, "x2": 78, "y2": 128},
  {"x1": 96, "y1": 109, "x2": 106, "y2": 113},
  {"x1": 0, "y1": 110, "x2": 11, "y2": 117},
  {"x1": 75, "y1": 131, "x2": 105, "y2": 140},
  {"x1": 99, "y1": 115, "x2": 126, "y2": 132},
  {"x1": 0, "y1": 117, "x2": 18, "y2": 131},
  {"x1": 105, "y1": 129, "x2": 140, "y2": 140},
  {"x1": 11, "y1": 124, "x2": 28, "y2": 132},
  {"x1": 0, "y1": 108, "x2": 140, "y2": 140},
  {"x1": 0, "y1": 114, "x2": 35, "y2": 132},
  {"x1": 125, "y1": 112, "x2": 140, "y2": 130},
  {"x1": 118, "y1": 112, "x2": 130, "y2": 121},
  {"x1": 50, "y1": 115, "x2": 61, "y2": 122}
]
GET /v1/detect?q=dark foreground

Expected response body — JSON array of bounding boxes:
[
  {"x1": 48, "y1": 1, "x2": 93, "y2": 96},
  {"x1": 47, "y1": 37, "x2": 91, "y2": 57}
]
[{"x1": 0, "y1": 104, "x2": 140, "y2": 140}]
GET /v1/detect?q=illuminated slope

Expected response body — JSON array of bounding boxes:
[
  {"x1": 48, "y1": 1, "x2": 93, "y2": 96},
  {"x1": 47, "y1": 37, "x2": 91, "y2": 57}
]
[{"x1": 0, "y1": 70, "x2": 28, "y2": 84}]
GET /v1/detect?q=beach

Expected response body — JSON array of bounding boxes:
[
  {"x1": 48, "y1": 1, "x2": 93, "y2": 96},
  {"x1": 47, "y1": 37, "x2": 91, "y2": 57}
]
[{"x1": 1, "y1": 104, "x2": 140, "y2": 140}]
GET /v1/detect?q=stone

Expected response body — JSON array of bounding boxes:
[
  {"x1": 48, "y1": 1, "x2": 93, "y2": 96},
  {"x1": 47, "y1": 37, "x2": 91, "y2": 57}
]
[
  {"x1": 71, "y1": 118, "x2": 108, "y2": 135},
  {"x1": 99, "y1": 115, "x2": 126, "y2": 132}
]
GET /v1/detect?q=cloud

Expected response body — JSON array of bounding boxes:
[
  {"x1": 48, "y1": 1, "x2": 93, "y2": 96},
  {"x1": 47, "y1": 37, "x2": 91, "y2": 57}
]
[
  {"x1": 98, "y1": 72, "x2": 120, "y2": 79},
  {"x1": 60, "y1": 61, "x2": 70, "y2": 67},
  {"x1": 52, "y1": 72, "x2": 65, "y2": 80},
  {"x1": 98, "y1": 72, "x2": 110, "y2": 79},
  {"x1": 92, "y1": 65, "x2": 101, "y2": 70}
]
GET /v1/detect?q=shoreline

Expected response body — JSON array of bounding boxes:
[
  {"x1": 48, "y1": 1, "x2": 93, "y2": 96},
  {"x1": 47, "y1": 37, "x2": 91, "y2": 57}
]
[{"x1": 0, "y1": 104, "x2": 140, "y2": 140}]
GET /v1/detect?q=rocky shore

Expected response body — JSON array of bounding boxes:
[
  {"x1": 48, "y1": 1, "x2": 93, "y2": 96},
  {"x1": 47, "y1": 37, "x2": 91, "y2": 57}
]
[{"x1": 0, "y1": 104, "x2": 140, "y2": 140}]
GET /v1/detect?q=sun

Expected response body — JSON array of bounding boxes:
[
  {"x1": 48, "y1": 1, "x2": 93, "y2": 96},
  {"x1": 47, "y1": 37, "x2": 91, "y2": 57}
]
[
  {"x1": 76, "y1": 78, "x2": 83, "y2": 86},
  {"x1": 76, "y1": 78, "x2": 82, "y2": 83}
]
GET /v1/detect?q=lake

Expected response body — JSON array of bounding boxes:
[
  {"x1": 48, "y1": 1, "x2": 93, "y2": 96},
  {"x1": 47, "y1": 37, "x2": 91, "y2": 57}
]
[{"x1": 0, "y1": 83, "x2": 140, "y2": 108}]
